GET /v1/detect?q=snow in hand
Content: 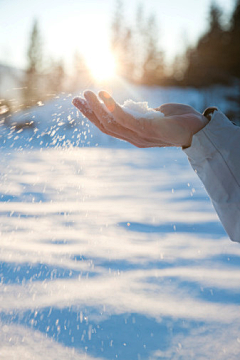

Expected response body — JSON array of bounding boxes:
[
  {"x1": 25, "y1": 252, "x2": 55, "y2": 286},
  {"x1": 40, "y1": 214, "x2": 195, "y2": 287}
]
[{"x1": 122, "y1": 99, "x2": 164, "y2": 119}]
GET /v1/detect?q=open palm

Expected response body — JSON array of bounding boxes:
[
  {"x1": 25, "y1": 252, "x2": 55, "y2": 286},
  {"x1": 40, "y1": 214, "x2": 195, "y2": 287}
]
[{"x1": 72, "y1": 90, "x2": 208, "y2": 148}]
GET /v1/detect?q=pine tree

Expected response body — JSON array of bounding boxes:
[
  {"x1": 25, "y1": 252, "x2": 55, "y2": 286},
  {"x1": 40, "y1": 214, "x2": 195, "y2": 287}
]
[
  {"x1": 120, "y1": 27, "x2": 135, "y2": 80},
  {"x1": 27, "y1": 20, "x2": 42, "y2": 73},
  {"x1": 111, "y1": 0, "x2": 133, "y2": 79},
  {"x1": 47, "y1": 59, "x2": 65, "y2": 95},
  {"x1": 209, "y1": 3, "x2": 222, "y2": 32},
  {"x1": 228, "y1": 0, "x2": 240, "y2": 79},
  {"x1": 23, "y1": 20, "x2": 43, "y2": 107},
  {"x1": 141, "y1": 14, "x2": 165, "y2": 85},
  {"x1": 231, "y1": 0, "x2": 240, "y2": 32},
  {"x1": 111, "y1": 0, "x2": 124, "y2": 51},
  {"x1": 111, "y1": 1, "x2": 165, "y2": 83},
  {"x1": 184, "y1": 2, "x2": 227, "y2": 86},
  {"x1": 224, "y1": 0, "x2": 240, "y2": 125}
]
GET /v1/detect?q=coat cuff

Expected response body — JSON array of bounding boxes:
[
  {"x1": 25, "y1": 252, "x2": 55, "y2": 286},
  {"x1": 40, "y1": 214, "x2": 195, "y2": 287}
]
[{"x1": 183, "y1": 110, "x2": 236, "y2": 161}]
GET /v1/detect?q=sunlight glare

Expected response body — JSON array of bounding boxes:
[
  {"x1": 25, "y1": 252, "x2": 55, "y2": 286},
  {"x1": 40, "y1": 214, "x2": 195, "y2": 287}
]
[{"x1": 85, "y1": 46, "x2": 116, "y2": 81}]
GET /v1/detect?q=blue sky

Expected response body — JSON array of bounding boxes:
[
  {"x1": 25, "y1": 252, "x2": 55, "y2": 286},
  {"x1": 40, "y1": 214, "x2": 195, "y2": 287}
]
[{"x1": 0, "y1": 0, "x2": 235, "y2": 70}]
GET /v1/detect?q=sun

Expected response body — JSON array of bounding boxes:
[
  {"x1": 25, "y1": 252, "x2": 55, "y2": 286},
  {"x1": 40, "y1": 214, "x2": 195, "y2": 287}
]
[{"x1": 84, "y1": 46, "x2": 116, "y2": 82}]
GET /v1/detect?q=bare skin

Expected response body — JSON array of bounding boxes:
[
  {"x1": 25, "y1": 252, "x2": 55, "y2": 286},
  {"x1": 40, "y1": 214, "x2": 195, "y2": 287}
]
[{"x1": 72, "y1": 90, "x2": 209, "y2": 148}]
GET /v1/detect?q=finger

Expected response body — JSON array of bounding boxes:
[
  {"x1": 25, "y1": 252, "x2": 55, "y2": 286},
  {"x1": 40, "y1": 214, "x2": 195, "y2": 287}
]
[
  {"x1": 84, "y1": 91, "x2": 113, "y2": 123},
  {"x1": 98, "y1": 91, "x2": 125, "y2": 117},
  {"x1": 98, "y1": 90, "x2": 137, "y2": 123},
  {"x1": 83, "y1": 90, "x2": 144, "y2": 143},
  {"x1": 72, "y1": 96, "x2": 94, "y2": 117},
  {"x1": 73, "y1": 96, "x2": 154, "y2": 146},
  {"x1": 84, "y1": 90, "x2": 147, "y2": 140},
  {"x1": 99, "y1": 90, "x2": 149, "y2": 134},
  {"x1": 72, "y1": 96, "x2": 106, "y2": 132}
]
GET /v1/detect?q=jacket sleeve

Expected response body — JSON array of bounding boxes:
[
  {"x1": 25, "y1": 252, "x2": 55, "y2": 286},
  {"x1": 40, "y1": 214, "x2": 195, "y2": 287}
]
[{"x1": 183, "y1": 110, "x2": 240, "y2": 243}]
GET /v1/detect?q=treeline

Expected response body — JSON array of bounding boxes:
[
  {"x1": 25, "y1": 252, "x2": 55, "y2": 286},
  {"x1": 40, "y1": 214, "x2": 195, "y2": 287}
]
[
  {"x1": 182, "y1": 0, "x2": 240, "y2": 87},
  {"x1": 112, "y1": 0, "x2": 240, "y2": 87},
  {"x1": 21, "y1": 0, "x2": 240, "y2": 109}
]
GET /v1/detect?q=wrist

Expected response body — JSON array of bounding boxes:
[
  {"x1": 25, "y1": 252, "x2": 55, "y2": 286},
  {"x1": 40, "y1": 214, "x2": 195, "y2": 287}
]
[{"x1": 182, "y1": 114, "x2": 209, "y2": 149}]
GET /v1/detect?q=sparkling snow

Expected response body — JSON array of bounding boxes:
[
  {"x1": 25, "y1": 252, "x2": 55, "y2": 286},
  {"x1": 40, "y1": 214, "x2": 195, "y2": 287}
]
[{"x1": 122, "y1": 100, "x2": 164, "y2": 119}]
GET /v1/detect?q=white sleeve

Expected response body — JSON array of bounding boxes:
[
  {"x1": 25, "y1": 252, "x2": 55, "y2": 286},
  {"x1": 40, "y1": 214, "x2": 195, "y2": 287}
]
[{"x1": 183, "y1": 110, "x2": 240, "y2": 243}]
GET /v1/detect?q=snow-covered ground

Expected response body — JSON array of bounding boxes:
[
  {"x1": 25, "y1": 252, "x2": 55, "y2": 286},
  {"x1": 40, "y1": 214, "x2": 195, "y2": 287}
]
[{"x1": 0, "y1": 83, "x2": 240, "y2": 359}]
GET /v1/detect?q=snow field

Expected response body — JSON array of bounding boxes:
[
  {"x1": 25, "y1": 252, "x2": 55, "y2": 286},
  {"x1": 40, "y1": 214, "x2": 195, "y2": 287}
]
[{"x1": 0, "y1": 147, "x2": 240, "y2": 360}]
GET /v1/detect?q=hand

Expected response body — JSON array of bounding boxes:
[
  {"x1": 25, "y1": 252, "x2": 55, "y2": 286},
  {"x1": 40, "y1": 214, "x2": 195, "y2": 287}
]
[{"x1": 72, "y1": 90, "x2": 209, "y2": 148}]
